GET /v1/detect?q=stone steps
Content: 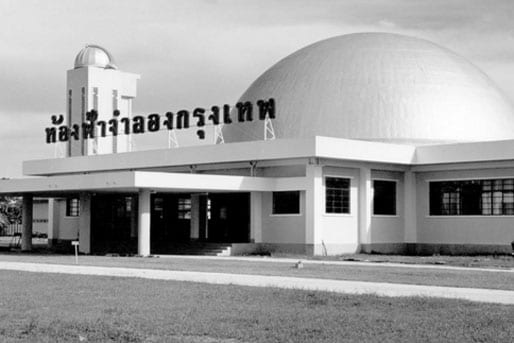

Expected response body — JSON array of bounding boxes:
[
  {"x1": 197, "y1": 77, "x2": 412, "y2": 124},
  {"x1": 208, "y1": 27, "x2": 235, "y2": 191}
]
[{"x1": 155, "y1": 243, "x2": 233, "y2": 256}]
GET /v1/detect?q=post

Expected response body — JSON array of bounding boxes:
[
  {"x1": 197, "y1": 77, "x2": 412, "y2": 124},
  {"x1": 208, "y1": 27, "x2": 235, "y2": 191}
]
[
  {"x1": 358, "y1": 167, "x2": 372, "y2": 252},
  {"x1": 138, "y1": 189, "x2": 151, "y2": 256},
  {"x1": 21, "y1": 194, "x2": 33, "y2": 251},
  {"x1": 404, "y1": 171, "x2": 417, "y2": 243},
  {"x1": 78, "y1": 193, "x2": 91, "y2": 254},
  {"x1": 250, "y1": 192, "x2": 262, "y2": 243},
  {"x1": 305, "y1": 164, "x2": 323, "y2": 254}
]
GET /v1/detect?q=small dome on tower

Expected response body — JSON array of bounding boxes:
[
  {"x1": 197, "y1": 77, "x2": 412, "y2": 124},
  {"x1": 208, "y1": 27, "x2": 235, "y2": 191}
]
[{"x1": 74, "y1": 44, "x2": 117, "y2": 69}]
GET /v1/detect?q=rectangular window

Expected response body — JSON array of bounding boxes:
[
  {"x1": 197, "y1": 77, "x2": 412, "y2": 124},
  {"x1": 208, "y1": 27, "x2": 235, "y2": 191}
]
[
  {"x1": 430, "y1": 178, "x2": 514, "y2": 216},
  {"x1": 177, "y1": 198, "x2": 192, "y2": 219},
  {"x1": 325, "y1": 177, "x2": 350, "y2": 214},
  {"x1": 373, "y1": 180, "x2": 396, "y2": 215},
  {"x1": 272, "y1": 191, "x2": 300, "y2": 215},
  {"x1": 66, "y1": 198, "x2": 80, "y2": 217}
]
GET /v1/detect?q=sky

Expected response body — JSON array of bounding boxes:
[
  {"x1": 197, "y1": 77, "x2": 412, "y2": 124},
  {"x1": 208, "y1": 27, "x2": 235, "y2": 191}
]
[{"x1": 1, "y1": 0, "x2": 514, "y2": 177}]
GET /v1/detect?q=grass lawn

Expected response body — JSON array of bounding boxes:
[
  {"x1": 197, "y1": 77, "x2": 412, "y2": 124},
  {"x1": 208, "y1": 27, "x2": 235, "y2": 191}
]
[
  {"x1": 0, "y1": 270, "x2": 513, "y2": 343},
  {"x1": 1, "y1": 253, "x2": 513, "y2": 291}
]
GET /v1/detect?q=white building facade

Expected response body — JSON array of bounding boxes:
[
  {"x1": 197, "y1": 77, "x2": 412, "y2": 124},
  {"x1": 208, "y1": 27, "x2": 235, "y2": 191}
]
[{"x1": 2, "y1": 34, "x2": 514, "y2": 256}]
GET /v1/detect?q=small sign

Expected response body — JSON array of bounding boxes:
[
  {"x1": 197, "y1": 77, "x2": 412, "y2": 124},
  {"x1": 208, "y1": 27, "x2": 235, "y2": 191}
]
[{"x1": 72, "y1": 241, "x2": 79, "y2": 264}]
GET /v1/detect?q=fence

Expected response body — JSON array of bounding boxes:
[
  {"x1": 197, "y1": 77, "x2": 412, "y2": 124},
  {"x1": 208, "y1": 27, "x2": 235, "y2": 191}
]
[{"x1": 1, "y1": 223, "x2": 22, "y2": 236}]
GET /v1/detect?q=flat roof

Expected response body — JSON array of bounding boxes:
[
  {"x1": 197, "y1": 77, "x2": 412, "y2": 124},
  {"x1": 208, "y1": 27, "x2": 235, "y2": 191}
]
[
  {"x1": 0, "y1": 171, "x2": 306, "y2": 195},
  {"x1": 20, "y1": 136, "x2": 514, "y2": 177}
]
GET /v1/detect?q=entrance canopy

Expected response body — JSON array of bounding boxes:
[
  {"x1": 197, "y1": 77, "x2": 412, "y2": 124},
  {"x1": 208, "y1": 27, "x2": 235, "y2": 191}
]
[{"x1": 0, "y1": 171, "x2": 306, "y2": 196}]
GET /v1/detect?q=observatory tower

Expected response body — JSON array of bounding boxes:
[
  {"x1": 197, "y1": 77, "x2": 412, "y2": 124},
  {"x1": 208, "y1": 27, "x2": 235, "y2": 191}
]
[{"x1": 67, "y1": 45, "x2": 140, "y2": 156}]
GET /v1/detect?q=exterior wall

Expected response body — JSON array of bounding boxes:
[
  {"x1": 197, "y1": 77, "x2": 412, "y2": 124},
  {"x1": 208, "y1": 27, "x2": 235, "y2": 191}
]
[
  {"x1": 416, "y1": 167, "x2": 514, "y2": 252},
  {"x1": 54, "y1": 198, "x2": 80, "y2": 240},
  {"x1": 67, "y1": 67, "x2": 139, "y2": 156},
  {"x1": 318, "y1": 166, "x2": 360, "y2": 254},
  {"x1": 261, "y1": 191, "x2": 305, "y2": 244},
  {"x1": 32, "y1": 200, "x2": 48, "y2": 235},
  {"x1": 369, "y1": 170, "x2": 404, "y2": 244}
]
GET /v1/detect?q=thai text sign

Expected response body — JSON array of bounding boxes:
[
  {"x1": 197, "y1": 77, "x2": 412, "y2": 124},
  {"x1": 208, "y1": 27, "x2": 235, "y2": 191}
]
[{"x1": 45, "y1": 98, "x2": 275, "y2": 143}]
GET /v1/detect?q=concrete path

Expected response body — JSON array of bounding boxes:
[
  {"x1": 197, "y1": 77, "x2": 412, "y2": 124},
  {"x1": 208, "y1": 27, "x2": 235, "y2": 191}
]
[
  {"x1": 1, "y1": 261, "x2": 513, "y2": 305},
  {"x1": 157, "y1": 254, "x2": 514, "y2": 273}
]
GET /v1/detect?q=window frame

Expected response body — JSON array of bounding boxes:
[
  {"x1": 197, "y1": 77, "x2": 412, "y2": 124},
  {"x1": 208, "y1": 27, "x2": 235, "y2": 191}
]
[
  {"x1": 65, "y1": 197, "x2": 80, "y2": 217},
  {"x1": 324, "y1": 176, "x2": 352, "y2": 216},
  {"x1": 271, "y1": 191, "x2": 301, "y2": 216},
  {"x1": 372, "y1": 179, "x2": 398, "y2": 217},
  {"x1": 428, "y1": 177, "x2": 514, "y2": 217}
]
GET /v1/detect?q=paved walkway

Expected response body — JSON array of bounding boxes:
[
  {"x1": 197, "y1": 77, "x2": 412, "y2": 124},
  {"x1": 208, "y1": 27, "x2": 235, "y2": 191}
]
[
  {"x1": 1, "y1": 261, "x2": 513, "y2": 305},
  {"x1": 156, "y1": 254, "x2": 514, "y2": 273}
]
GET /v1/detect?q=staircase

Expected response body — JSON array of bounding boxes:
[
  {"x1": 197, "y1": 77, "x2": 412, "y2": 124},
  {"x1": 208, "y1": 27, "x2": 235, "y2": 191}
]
[{"x1": 155, "y1": 242, "x2": 233, "y2": 256}]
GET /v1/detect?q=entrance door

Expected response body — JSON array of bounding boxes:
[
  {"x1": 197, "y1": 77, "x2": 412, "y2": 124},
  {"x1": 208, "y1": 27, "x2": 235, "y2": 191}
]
[
  {"x1": 151, "y1": 194, "x2": 191, "y2": 252},
  {"x1": 90, "y1": 194, "x2": 136, "y2": 254},
  {"x1": 207, "y1": 193, "x2": 250, "y2": 243}
]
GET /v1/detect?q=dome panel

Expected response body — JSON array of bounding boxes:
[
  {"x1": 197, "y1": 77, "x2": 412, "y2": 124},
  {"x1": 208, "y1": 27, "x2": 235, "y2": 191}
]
[
  {"x1": 224, "y1": 33, "x2": 514, "y2": 144},
  {"x1": 74, "y1": 44, "x2": 117, "y2": 69}
]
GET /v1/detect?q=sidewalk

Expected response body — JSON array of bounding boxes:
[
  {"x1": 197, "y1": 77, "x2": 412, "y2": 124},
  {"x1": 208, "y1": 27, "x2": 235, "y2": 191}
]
[
  {"x1": 1, "y1": 261, "x2": 513, "y2": 305},
  {"x1": 156, "y1": 254, "x2": 514, "y2": 273}
]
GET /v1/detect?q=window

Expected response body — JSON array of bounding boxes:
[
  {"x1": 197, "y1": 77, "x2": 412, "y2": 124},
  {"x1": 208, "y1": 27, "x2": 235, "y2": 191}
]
[
  {"x1": 66, "y1": 198, "x2": 80, "y2": 217},
  {"x1": 373, "y1": 180, "x2": 396, "y2": 215},
  {"x1": 325, "y1": 177, "x2": 350, "y2": 214},
  {"x1": 429, "y1": 179, "x2": 514, "y2": 216},
  {"x1": 177, "y1": 198, "x2": 191, "y2": 219},
  {"x1": 272, "y1": 191, "x2": 300, "y2": 215}
]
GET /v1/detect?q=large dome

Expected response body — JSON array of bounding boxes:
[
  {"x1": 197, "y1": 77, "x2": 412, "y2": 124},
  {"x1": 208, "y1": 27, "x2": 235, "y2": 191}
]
[{"x1": 224, "y1": 33, "x2": 514, "y2": 144}]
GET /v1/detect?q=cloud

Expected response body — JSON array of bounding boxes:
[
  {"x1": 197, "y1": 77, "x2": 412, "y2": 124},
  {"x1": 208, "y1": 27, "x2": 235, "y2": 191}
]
[{"x1": 0, "y1": 0, "x2": 514, "y2": 177}]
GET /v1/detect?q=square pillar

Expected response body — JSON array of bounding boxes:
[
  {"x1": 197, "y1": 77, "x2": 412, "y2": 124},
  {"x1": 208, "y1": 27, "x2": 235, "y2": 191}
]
[
  {"x1": 47, "y1": 198, "x2": 59, "y2": 245},
  {"x1": 21, "y1": 194, "x2": 33, "y2": 251},
  {"x1": 138, "y1": 189, "x2": 151, "y2": 256},
  {"x1": 189, "y1": 194, "x2": 202, "y2": 240},
  {"x1": 305, "y1": 164, "x2": 323, "y2": 248},
  {"x1": 78, "y1": 193, "x2": 91, "y2": 254},
  {"x1": 404, "y1": 171, "x2": 417, "y2": 243},
  {"x1": 250, "y1": 192, "x2": 262, "y2": 243},
  {"x1": 358, "y1": 167, "x2": 372, "y2": 250}
]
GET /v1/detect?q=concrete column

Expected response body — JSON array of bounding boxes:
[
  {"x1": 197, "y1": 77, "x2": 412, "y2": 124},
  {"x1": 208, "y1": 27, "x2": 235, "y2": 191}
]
[
  {"x1": 138, "y1": 189, "x2": 151, "y2": 256},
  {"x1": 250, "y1": 192, "x2": 262, "y2": 243},
  {"x1": 78, "y1": 193, "x2": 91, "y2": 254},
  {"x1": 130, "y1": 195, "x2": 138, "y2": 239},
  {"x1": 358, "y1": 167, "x2": 372, "y2": 251},
  {"x1": 404, "y1": 171, "x2": 417, "y2": 243},
  {"x1": 47, "y1": 198, "x2": 59, "y2": 245},
  {"x1": 305, "y1": 164, "x2": 323, "y2": 252},
  {"x1": 190, "y1": 194, "x2": 200, "y2": 240},
  {"x1": 21, "y1": 194, "x2": 33, "y2": 251}
]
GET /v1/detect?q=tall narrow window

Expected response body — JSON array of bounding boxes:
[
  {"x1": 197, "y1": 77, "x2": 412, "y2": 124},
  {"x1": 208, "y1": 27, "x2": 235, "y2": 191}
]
[
  {"x1": 81, "y1": 87, "x2": 86, "y2": 155},
  {"x1": 373, "y1": 180, "x2": 396, "y2": 215},
  {"x1": 325, "y1": 177, "x2": 350, "y2": 214},
  {"x1": 272, "y1": 191, "x2": 300, "y2": 215},
  {"x1": 66, "y1": 198, "x2": 80, "y2": 217},
  {"x1": 178, "y1": 198, "x2": 192, "y2": 219},
  {"x1": 93, "y1": 87, "x2": 99, "y2": 154},
  {"x1": 67, "y1": 89, "x2": 72, "y2": 156},
  {"x1": 112, "y1": 90, "x2": 118, "y2": 153}
]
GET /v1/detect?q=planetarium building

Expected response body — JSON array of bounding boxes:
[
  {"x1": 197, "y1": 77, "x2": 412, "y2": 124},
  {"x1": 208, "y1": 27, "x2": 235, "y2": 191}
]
[{"x1": 2, "y1": 33, "x2": 514, "y2": 256}]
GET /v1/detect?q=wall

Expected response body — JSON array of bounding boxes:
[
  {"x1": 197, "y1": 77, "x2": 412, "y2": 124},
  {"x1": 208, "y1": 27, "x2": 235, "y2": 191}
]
[
  {"x1": 317, "y1": 166, "x2": 360, "y2": 254},
  {"x1": 32, "y1": 200, "x2": 48, "y2": 235},
  {"x1": 416, "y1": 167, "x2": 514, "y2": 248},
  {"x1": 55, "y1": 198, "x2": 80, "y2": 240},
  {"x1": 369, "y1": 170, "x2": 404, "y2": 244},
  {"x1": 261, "y1": 191, "x2": 305, "y2": 244}
]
